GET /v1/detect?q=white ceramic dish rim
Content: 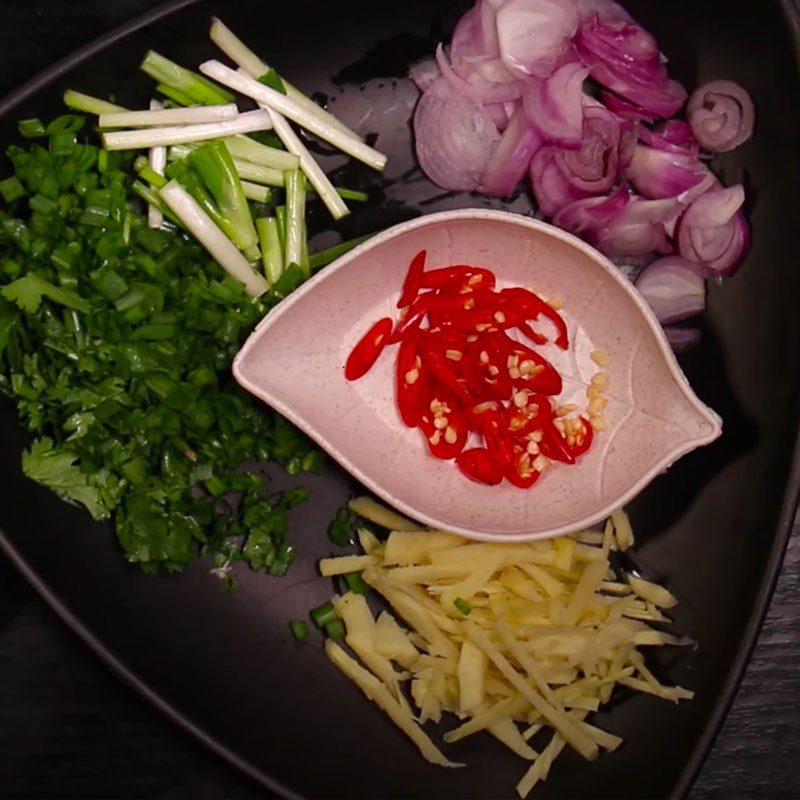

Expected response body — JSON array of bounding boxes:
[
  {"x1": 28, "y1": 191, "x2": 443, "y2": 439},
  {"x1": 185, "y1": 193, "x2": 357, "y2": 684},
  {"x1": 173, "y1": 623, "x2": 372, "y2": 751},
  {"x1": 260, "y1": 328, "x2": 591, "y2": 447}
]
[{"x1": 233, "y1": 208, "x2": 722, "y2": 542}]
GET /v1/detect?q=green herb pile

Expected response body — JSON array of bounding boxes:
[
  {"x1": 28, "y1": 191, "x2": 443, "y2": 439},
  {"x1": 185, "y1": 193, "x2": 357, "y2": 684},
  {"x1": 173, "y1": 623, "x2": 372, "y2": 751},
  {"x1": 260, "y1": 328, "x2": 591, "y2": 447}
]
[{"x1": 0, "y1": 114, "x2": 323, "y2": 583}]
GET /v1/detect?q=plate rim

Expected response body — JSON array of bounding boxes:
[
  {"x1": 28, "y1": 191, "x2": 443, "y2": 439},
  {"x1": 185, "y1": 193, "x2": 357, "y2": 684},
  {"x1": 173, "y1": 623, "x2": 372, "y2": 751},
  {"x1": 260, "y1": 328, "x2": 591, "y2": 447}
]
[{"x1": 0, "y1": 1, "x2": 798, "y2": 798}]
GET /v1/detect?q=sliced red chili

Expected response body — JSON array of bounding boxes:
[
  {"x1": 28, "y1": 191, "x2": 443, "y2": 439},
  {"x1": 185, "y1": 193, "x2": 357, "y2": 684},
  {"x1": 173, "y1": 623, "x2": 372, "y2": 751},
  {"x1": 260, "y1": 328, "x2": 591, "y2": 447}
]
[
  {"x1": 456, "y1": 448, "x2": 504, "y2": 485},
  {"x1": 419, "y1": 399, "x2": 468, "y2": 460},
  {"x1": 396, "y1": 337, "x2": 427, "y2": 427},
  {"x1": 567, "y1": 416, "x2": 594, "y2": 458},
  {"x1": 508, "y1": 392, "x2": 553, "y2": 436},
  {"x1": 345, "y1": 317, "x2": 392, "y2": 381},
  {"x1": 420, "y1": 349, "x2": 476, "y2": 408},
  {"x1": 389, "y1": 292, "x2": 433, "y2": 343},
  {"x1": 499, "y1": 287, "x2": 569, "y2": 350},
  {"x1": 469, "y1": 337, "x2": 513, "y2": 403},
  {"x1": 420, "y1": 266, "x2": 496, "y2": 293},
  {"x1": 515, "y1": 320, "x2": 548, "y2": 347},
  {"x1": 505, "y1": 447, "x2": 542, "y2": 489},
  {"x1": 538, "y1": 419, "x2": 575, "y2": 465},
  {"x1": 474, "y1": 404, "x2": 514, "y2": 467},
  {"x1": 397, "y1": 250, "x2": 426, "y2": 309},
  {"x1": 490, "y1": 334, "x2": 562, "y2": 396}
]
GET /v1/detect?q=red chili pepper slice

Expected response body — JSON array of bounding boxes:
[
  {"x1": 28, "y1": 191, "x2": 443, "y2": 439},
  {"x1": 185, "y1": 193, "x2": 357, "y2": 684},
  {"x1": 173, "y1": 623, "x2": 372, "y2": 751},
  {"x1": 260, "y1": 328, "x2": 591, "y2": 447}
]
[
  {"x1": 426, "y1": 289, "x2": 497, "y2": 330},
  {"x1": 420, "y1": 349, "x2": 477, "y2": 408},
  {"x1": 505, "y1": 446, "x2": 542, "y2": 489},
  {"x1": 499, "y1": 287, "x2": 569, "y2": 350},
  {"x1": 420, "y1": 266, "x2": 496, "y2": 293},
  {"x1": 456, "y1": 447, "x2": 504, "y2": 485},
  {"x1": 389, "y1": 293, "x2": 434, "y2": 343},
  {"x1": 474, "y1": 404, "x2": 514, "y2": 467},
  {"x1": 567, "y1": 417, "x2": 594, "y2": 458},
  {"x1": 537, "y1": 419, "x2": 576, "y2": 465},
  {"x1": 397, "y1": 250, "x2": 427, "y2": 309},
  {"x1": 396, "y1": 337, "x2": 427, "y2": 427},
  {"x1": 419, "y1": 398, "x2": 468, "y2": 460},
  {"x1": 470, "y1": 337, "x2": 513, "y2": 403},
  {"x1": 508, "y1": 392, "x2": 553, "y2": 436},
  {"x1": 345, "y1": 317, "x2": 392, "y2": 381},
  {"x1": 515, "y1": 320, "x2": 548, "y2": 347},
  {"x1": 490, "y1": 333, "x2": 562, "y2": 396}
]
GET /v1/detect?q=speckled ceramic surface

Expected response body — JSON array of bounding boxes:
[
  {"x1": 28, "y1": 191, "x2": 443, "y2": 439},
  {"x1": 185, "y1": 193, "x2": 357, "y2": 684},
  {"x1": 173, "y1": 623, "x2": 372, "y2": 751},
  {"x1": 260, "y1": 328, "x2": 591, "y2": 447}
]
[{"x1": 234, "y1": 209, "x2": 721, "y2": 540}]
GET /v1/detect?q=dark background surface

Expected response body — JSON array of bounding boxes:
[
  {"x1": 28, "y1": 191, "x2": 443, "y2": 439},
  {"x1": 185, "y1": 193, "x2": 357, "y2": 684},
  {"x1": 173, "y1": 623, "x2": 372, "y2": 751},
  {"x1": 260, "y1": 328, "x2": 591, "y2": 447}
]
[{"x1": 0, "y1": 1, "x2": 798, "y2": 798}]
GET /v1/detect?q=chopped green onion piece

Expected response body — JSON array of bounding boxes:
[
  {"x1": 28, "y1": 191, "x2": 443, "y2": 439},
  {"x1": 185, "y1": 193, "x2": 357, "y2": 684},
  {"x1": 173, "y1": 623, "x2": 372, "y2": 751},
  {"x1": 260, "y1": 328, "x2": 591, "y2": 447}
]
[
  {"x1": 259, "y1": 69, "x2": 287, "y2": 95},
  {"x1": 63, "y1": 90, "x2": 125, "y2": 115},
  {"x1": 233, "y1": 159, "x2": 284, "y2": 187},
  {"x1": 189, "y1": 140, "x2": 260, "y2": 261},
  {"x1": 241, "y1": 181, "x2": 271, "y2": 203},
  {"x1": 308, "y1": 234, "x2": 374, "y2": 271},
  {"x1": 345, "y1": 572, "x2": 369, "y2": 595},
  {"x1": 50, "y1": 132, "x2": 77, "y2": 156},
  {"x1": 135, "y1": 161, "x2": 168, "y2": 189},
  {"x1": 131, "y1": 181, "x2": 182, "y2": 229},
  {"x1": 275, "y1": 205, "x2": 287, "y2": 251},
  {"x1": 141, "y1": 51, "x2": 233, "y2": 106},
  {"x1": 284, "y1": 170, "x2": 306, "y2": 275},
  {"x1": 208, "y1": 18, "x2": 361, "y2": 140},
  {"x1": 0, "y1": 177, "x2": 26, "y2": 204},
  {"x1": 46, "y1": 115, "x2": 86, "y2": 135},
  {"x1": 310, "y1": 602, "x2": 338, "y2": 629},
  {"x1": 155, "y1": 83, "x2": 196, "y2": 107},
  {"x1": 454, "y1": 598, "x2": 472, "y2": 615},
  {"x1": 324, "y1": 618, "x2": 346, "y2": 640},
  {"x1": 327, "y1": 508, "x2": 352, "y2": 547},
  {"x1": 289, "y1": 620, "x2": 309, "y2": 640},
  {"x1": 18, "y1": 119, "x2": 47, "y2": 138},
  {"x1": 224, "y1": 135, "x2": 299, "y2": 170},
  {"x1": 159, "y1": 180, "x2": 267, "y2": 296},
  {"x1": 256, "y1": 217, "x2": 283, "y2": 284},
  {"x1": 333, "y1": 188, "x2": 369, "y2": 203}
]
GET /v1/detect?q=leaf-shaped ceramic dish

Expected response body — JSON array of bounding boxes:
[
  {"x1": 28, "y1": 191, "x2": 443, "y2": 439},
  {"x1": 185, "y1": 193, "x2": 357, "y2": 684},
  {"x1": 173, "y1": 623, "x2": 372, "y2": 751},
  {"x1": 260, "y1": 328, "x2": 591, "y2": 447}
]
[{"x1": 234, "y1": 209, "x2": 721, "y2": 540}]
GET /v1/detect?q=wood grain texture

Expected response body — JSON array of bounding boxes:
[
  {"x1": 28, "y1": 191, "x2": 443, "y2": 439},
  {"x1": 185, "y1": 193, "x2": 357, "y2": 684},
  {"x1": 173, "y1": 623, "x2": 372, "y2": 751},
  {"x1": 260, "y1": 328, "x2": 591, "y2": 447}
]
[{"x1": 0, "y1": 1, "x2": 798, "y2": 797}]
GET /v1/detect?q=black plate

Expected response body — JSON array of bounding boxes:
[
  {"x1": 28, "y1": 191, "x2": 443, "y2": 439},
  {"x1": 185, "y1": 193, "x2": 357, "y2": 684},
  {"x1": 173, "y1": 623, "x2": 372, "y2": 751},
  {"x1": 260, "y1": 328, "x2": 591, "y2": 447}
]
[{"x1": 2, "y1": 1, "x2": 800, "y2": 797}]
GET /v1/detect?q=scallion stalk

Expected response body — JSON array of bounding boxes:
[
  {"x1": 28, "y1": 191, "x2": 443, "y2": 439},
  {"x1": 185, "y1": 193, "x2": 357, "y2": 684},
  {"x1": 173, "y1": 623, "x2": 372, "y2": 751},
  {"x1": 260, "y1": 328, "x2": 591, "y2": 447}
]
[
  {"x1": 223, "y1": 135, "x2": 299, "y2": 170},
  {"x1": 99, "y1": 103, "x2": 238, "y2": 129},
  {"x1": 188, "y1": 140, "x2": 260, "y2": 262},
  {"x1": 241, "y1": 181, "x2": 272, "y2": 203},
  {"x1": 159, "y1": 180, "x2": 268, "y2": 297},
  {"x1": 147, "y1": 100, "x2": 167, "y2": 229},
  {"x1": 284, "y1": 170, "x2": 306, "y2": 273},
  {"x1": 308, "y1": 234, "x2": 374, "y2": 271},
  {"x1": 266, "y1": 108, "x2": 348, "y2": 220},
  {"x1": 209, "y1": 18, "x2": 360, "y2": 139},
  {"x1": 101, "y1": 110, "x2": 273, "y2": 151},
  {"x1": 199, "y1": 61, "x2": 387, "y2": 171},
  {"x1": 256, "y1": 216, "x2": 283, "y2": 284},
  {"x1": 141, "y1": 50, "x2": 233, "y2": 106},
  {"x1": 232, "y1": 158, "x2": 284, "y2": 187},
  {"x1": 63, "y1": 90, "x2": 126, "y2": 115},
  {"x1": 275, "y1": 204, "x2": 287, "y2": 251}
]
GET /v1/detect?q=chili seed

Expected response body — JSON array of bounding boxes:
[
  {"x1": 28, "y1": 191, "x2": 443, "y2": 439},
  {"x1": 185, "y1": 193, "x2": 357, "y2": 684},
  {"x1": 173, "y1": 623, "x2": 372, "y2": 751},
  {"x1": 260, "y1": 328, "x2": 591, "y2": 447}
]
[
  {"x1": 494, "y1": 311, "x2": 506, "y2": 324},
  {"x1": 405, "y1": 368, "x2": 419, "y2": 385},
  {"x1": 556, "y1": 404, "x2": 577, "y2": 417},
  {"x1": 533, "y1": 455, "x2": 550, "y2": 472},
  {"x1": 434, "y1": 416, "x2": 448, "y2": 430},
  {"x1": 446, "y1": 349, "x2": 463, "y2": 361},
  {"x1": 444, "y1": 426, "x2": 457, "y2": 444},
  {"x1": 591, "y1": 349, "x2": 609, "y2": 367}
]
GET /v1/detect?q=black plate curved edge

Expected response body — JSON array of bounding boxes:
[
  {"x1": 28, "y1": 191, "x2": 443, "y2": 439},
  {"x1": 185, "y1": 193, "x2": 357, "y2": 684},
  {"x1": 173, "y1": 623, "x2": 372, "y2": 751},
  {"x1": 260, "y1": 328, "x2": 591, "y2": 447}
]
[{"x1": 1, "y1": 1, "x2": 800, "y2": 798}]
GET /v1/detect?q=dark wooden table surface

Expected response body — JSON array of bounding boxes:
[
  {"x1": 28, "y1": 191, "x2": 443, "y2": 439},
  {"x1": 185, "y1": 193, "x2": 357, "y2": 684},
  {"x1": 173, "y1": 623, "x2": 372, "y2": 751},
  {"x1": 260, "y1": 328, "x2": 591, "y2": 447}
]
[{"x1": 1, "y1": 1, "x2": 799, "y2": 798}]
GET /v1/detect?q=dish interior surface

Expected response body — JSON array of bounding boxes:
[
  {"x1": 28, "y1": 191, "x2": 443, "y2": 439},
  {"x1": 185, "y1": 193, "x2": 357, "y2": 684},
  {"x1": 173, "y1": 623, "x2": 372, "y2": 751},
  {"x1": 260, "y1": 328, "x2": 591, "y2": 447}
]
[{"x1": 1, "y1": 0, "x2": 800, "y2": 798}]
